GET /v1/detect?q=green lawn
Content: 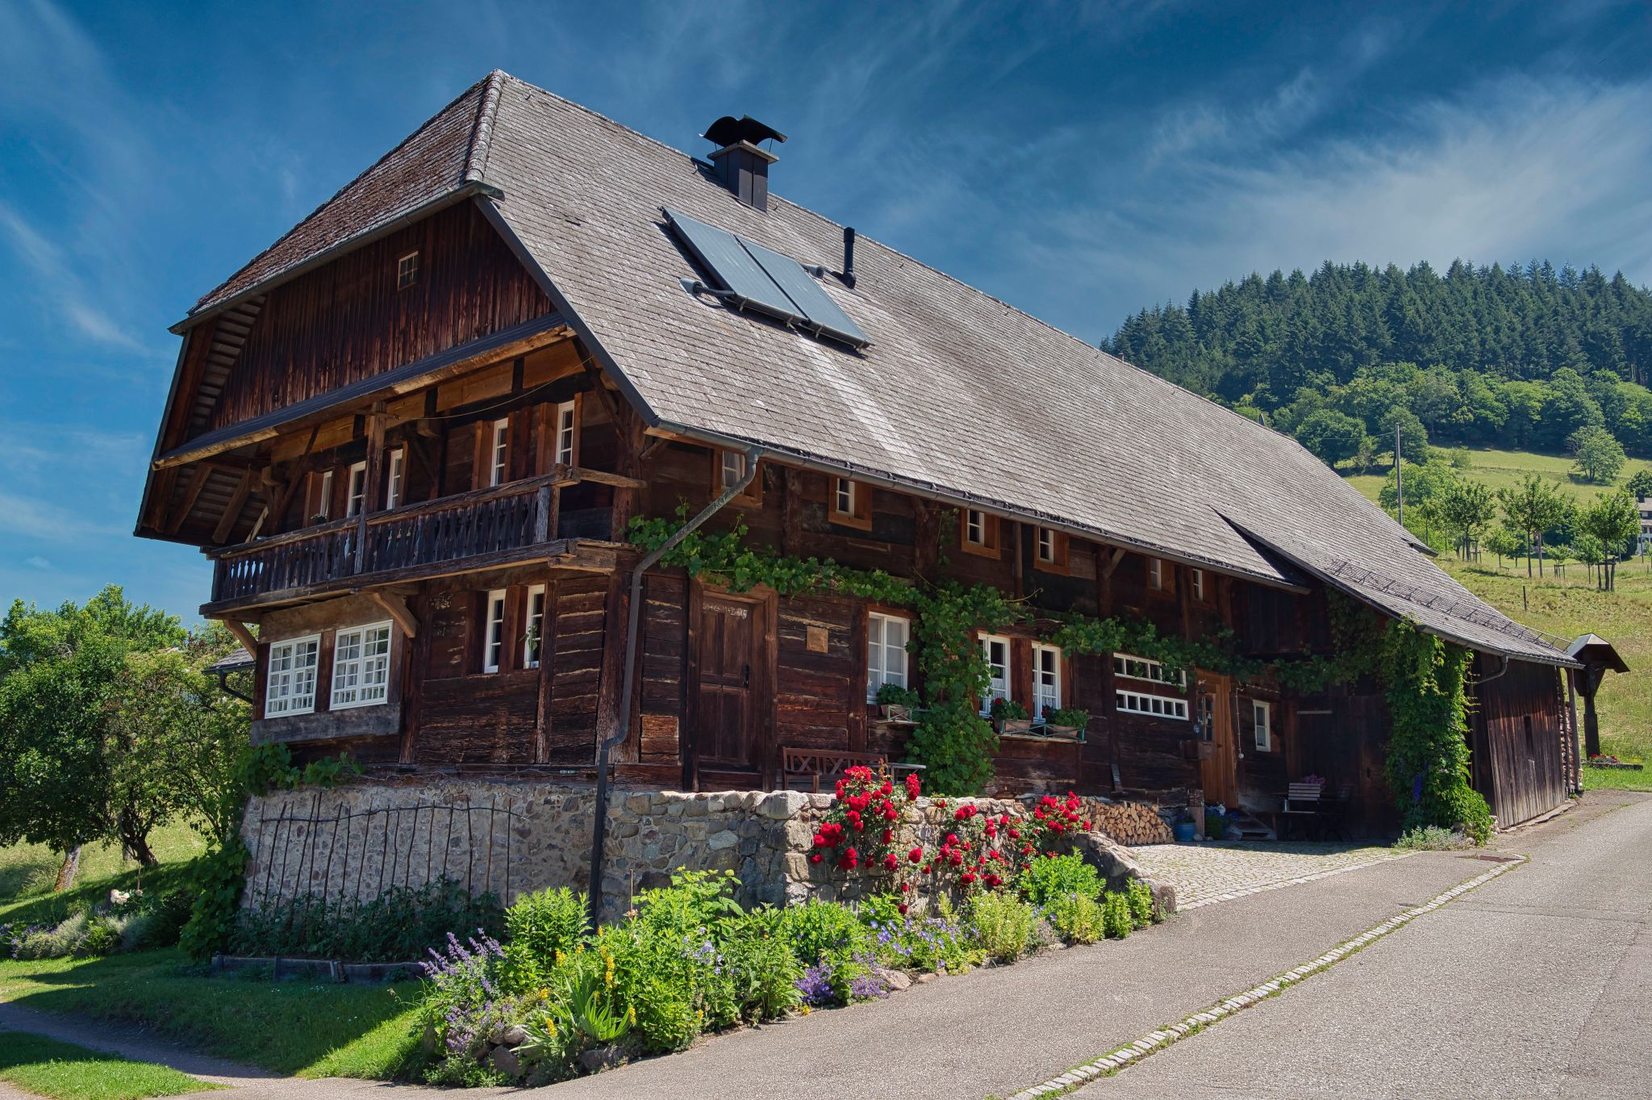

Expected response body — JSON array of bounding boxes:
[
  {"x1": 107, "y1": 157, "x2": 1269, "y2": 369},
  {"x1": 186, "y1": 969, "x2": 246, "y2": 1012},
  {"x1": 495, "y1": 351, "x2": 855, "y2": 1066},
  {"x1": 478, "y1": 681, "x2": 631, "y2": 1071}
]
[
  {"x1": 1345, "y1": 445, "x2": 1652, "y2": 508},
  {"x1": 0, "y1": 824, "x2": 205, "y2": 917},
  {"x1": 0, "y1": 1031, "x2": 216, "y2": 1100},
  {"x1": 0, "y1": 951, "x2": 421, "y2": 1080}
]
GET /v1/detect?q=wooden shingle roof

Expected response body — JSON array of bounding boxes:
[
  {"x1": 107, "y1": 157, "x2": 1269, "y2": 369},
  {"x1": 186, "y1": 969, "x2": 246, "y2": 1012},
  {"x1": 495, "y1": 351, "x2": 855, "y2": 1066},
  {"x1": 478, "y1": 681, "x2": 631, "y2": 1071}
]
[{"x1": 178, "y1": 71, "x2": 1572, "y2": 667}]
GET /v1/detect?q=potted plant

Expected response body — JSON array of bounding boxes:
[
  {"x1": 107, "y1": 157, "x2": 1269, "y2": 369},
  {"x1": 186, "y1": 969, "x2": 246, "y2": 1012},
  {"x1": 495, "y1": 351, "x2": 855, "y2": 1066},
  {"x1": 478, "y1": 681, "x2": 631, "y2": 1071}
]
[
  {"x1": 1041, "y1": 706, "x2": 1089, "y2": 741},
  {"x1": 990, "y1": 697, "x2": 1031, "y2": 734},
  {"x1": 875, "y1": 682, "x2": 921, "y2": 722}
]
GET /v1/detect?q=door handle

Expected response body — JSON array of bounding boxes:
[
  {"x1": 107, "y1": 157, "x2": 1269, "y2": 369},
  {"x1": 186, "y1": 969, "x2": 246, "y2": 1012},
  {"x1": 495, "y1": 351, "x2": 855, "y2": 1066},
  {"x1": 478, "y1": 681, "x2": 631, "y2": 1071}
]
[{"x1": 743, "y1": 664, "x2": 751, "y2": 688}]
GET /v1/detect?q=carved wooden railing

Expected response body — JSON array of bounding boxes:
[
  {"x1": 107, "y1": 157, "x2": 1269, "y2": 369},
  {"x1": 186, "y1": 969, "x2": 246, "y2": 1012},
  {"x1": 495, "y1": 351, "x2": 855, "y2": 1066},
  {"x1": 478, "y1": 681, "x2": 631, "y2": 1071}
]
[{"x1": 208, "y1": 467, "x2": 632, "y2": 605}]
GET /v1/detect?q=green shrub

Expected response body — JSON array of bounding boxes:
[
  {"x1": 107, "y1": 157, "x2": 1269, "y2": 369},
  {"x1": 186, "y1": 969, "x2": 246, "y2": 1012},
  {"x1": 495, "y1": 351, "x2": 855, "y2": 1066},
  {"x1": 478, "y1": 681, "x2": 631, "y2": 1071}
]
[
  {"x1": 75, "y1": 916, "x2": 122, "y2": 957},
  {"x1": 719, "y1": 914, "x2": 803, "y2": 1022},
  {"x1": 776, "y1": 899, "x2": 871, "y2": 966},
  {"x1": 858, "y1": 894, "x2": 977, "y2": 973},
  {"x1": 1046, "y1": 892, "x2": 1104, "y2": 944},
  {"x1": 502, "y1": 887, "x2": 590, "y2": 990},
  {"x1": 633, "y1": 869, "x2": 744, "y2": 937},
  {"x1": 1101, "y1": 891, "x2": 1133, "y2": 939},
  {"x1": 229, "y1": 878, "x2": 503, "y2": 962},
  {"x1": 968, "y1": 892, "x2": 1037, "y2": 962},
  {"x1": 1018, "y1": 853, "x2": 1102, "y2": 906},
  {"x1": 1394, "y1": 824, "x2": 1471, "y2": 851},
  {"x1": 1125, "y1": 880, "x2": 1157, "y2": 927}
]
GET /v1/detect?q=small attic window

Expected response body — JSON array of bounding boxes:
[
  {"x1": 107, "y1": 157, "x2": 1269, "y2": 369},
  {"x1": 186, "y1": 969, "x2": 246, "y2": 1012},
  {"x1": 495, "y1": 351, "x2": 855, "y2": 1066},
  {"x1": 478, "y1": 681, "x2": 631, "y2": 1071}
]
[{"x1": 397, "y1": 251, "x2": 419, "y2": 290}]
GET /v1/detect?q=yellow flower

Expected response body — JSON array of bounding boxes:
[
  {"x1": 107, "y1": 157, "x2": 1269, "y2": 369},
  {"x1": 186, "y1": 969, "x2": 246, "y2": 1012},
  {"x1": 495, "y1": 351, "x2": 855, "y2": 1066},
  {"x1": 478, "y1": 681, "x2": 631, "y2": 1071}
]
[
  {"x1": 800, "y1": 1004, "x2": 811, "y2": 1016},
  {"x1": 626, "y1": 1006, "x2": 637, "y2": 1025},
  {"x1": 537, "y1": 988, "x2": 549, "y2": 1000}
]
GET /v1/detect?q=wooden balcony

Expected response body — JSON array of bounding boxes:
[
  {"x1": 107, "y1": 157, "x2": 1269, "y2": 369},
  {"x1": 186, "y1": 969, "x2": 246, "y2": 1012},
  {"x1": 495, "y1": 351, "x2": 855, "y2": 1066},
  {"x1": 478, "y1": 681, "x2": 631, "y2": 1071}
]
[{"x1": 205, "y1": 468, "x2": 627, "y2": 612}]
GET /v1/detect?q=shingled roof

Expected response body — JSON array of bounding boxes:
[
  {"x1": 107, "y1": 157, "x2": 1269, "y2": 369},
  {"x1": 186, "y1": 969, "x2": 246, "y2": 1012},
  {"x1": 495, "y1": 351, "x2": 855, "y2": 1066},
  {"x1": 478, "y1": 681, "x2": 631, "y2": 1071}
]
[{"x1": 180, "y1": 71, "x2": 1572, "y2": 667}]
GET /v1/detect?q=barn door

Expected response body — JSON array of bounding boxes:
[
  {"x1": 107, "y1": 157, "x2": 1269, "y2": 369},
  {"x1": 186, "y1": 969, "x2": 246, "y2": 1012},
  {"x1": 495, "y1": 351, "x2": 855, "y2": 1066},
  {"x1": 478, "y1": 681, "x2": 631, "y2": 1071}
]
[
  {"x1": 692, "y1": 594, "x2": 762, "y2": 770},
  {"x1": 1196, "y1": 673, "x2": 1237, "y2": 808}
]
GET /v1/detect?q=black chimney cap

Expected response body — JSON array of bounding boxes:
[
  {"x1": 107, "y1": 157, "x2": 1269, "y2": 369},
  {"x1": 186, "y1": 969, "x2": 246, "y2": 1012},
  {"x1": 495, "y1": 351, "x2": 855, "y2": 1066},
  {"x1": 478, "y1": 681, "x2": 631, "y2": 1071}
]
[{"x1": 703, "y1": 115, "x2": 787, "y2": 149}]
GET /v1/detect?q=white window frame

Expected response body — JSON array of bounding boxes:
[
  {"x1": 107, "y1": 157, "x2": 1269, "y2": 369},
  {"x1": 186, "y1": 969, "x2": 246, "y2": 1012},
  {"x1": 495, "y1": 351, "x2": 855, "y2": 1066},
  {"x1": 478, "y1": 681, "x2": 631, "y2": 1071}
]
[
  {"x1": 396, "y1": 250, "x2": 419, "y2": 289},
  {"x1": 315, "y1": 470, "x2": 334, "y2": 520},
  {"x1": 1148, "y1": 557, "x2": 1165, "y2": 590},
  {"x1": 1253, "y1": 699, "x2": 1273, "y2": 751},
  {"x1": 720, "y1": 449, "x2": 748, "y2": 490},
  {"x1": 1116, "y1": 689, "x2": 1190, "y2": 721},
  {"x1": 345, "y1": 460, "x2": 368, "y2": 518},
  {"x1": 1038, "y1": 527, "x2": 1057, "y2": 563},
  {"x1": 866, "y1": 612, "x2": 910, "y2": 702},
  {"x1": 1113, "y1": 653, "x2": 1187, "y2": 688},
  {"x1": 980, "y1": 633, "x2": 1012, "y2": 715},
  {"x1": 385, "y1": 447, "x2": 405, "y2": 510},
  {"x1": 835, "y1": 477, "x2": 857, "y2": 518},
  {"x1": 965, "y1": 509, "x2": 989, "y2": 546},
  {"x1": 264, "y1": 634, "x2": 321, "y2": 717},
  {"x1": 1032, "y1": 643, "x2": 1062, "y2": 717},
  {"x1": 1192, "y1": 568, "x2": 1206, "y2": 601},
  {"x1": 523, "y1": 584, "x2": 547, "y2": 670},
  {"x1": 554, "y1": 401, "x2": 577, "y2": 467},
  {"x1": 483, "y1": 589, "x2": 507, "y2": 673},
  {"x1": 330, "y1": 621, "x2": 393, "y2": 710},
  {"x1": 489, "y1": 419, "x2": 510, "y2": 487}
]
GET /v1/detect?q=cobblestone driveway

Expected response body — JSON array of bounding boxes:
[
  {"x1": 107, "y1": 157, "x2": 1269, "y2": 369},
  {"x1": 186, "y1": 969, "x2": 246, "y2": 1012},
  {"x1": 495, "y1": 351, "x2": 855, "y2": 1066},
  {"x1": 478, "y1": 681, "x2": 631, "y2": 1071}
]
[{"x1": 1129, "y1": 842, "x2": 1408, "y2": 909}]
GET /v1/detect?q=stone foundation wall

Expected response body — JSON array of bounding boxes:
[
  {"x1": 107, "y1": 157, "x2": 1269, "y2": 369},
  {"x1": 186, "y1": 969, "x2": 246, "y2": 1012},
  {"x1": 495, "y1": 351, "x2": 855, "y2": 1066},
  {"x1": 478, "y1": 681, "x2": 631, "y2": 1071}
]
[{"x1": 240, "y1": 778, "x2": 1171, "y2": 921}]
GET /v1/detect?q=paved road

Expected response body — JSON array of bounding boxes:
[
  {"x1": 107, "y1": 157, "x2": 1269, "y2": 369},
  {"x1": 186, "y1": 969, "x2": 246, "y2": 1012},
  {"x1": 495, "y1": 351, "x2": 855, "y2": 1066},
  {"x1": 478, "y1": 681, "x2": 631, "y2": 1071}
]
[{"x1": 1077, "y1": 790, "x2": 1652, "y2": 1100}]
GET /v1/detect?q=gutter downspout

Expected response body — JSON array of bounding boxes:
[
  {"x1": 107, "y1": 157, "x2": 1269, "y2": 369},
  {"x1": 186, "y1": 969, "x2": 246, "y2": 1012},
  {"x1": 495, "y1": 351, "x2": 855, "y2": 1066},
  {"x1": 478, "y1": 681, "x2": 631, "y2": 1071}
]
[{"x1": 587, "y1": 446, "x2": 763, "y2": 928}]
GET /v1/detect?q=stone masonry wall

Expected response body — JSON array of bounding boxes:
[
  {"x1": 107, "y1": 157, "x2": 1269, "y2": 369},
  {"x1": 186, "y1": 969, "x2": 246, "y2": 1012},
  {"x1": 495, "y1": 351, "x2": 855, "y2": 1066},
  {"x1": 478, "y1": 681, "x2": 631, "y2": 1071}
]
[{"x1": 241, "y1": 778, "x2": 1171, "y2": 922}]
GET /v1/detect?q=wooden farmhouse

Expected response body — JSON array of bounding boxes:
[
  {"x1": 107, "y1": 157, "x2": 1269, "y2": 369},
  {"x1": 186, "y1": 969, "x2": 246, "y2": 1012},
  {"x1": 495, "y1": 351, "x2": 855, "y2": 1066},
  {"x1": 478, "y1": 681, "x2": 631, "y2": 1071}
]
[{"x1": 138, "y1": 71, "x2": 1583, "y2": 836}]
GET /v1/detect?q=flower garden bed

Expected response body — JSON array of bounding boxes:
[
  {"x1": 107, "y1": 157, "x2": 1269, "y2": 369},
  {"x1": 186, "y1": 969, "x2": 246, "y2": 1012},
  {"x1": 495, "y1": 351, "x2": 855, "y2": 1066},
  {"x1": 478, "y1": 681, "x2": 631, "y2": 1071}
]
[{"x1": 416, "y1": 769, "x2": 1168, "y2": 1087}]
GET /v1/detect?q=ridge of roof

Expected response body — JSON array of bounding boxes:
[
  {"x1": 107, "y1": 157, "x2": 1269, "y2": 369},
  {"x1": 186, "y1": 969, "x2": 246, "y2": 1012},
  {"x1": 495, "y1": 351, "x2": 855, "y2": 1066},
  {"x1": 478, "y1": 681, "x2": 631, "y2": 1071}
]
[{"x1": 463, "y1": 69, "x2": 507, "y2": 183}]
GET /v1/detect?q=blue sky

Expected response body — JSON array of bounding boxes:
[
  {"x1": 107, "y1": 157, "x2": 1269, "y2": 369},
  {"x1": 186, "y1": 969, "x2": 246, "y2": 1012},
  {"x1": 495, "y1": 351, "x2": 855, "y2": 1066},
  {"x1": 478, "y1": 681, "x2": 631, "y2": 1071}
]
[{"x1": 4, "y1": 0, "x2": 1652, "y2": 621}]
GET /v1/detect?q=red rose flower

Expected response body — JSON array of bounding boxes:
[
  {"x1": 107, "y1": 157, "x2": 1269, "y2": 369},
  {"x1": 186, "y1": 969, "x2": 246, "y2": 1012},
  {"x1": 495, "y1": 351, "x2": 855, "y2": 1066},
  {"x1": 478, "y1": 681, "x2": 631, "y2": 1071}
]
[
  {"x1": 905, "y1": 773, "x2": 922, "y2": 800},
  {"x1": 809, "y1": 852, "x2": 824, "y2": 864},
  {"x1": 882, "y1": 828, "x2": 894, "y2": 844},
  {"x1": 960, "y1": 871, "x2": 976, "y2": 885},
  {"x1": 908, "y1": 846, "x2": 924, "y2": 863},
  {"x1": 883, "y1": 853, "x2": 899, "y2": 871},
  {"x1": 897, "y1": 902, "x2": 909, "y2": 915}
]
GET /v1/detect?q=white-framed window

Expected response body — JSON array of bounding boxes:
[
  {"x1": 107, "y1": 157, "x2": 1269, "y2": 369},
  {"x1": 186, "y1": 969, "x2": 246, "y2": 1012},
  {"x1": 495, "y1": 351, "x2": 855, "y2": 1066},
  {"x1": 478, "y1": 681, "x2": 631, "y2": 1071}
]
[
  {"x1": 1148, "y1": 557, "x2": 1165, "y2": 590},
  {"x1": 1116, "y1": 689, "x2": 1190, "y2": 721},
  {"x1": 331, "y1": 622, "x2": 392, "y2": 710},
  {"x1": 489, "y1": 419, "x2": 510, "y2": 487},
  {"x1": 385, "y1": 448, "x2": 405, "y2": 509},
  {"x1": 1113, "y1": 653, "x2": 1187, "y2": 687},
  {"x1": 866, "y1": 612, "x2": 910, "y2": 702},
  {"x1": 1253, "y1": 699, "x2": 1273, "y2": 751},
  {"x1": 316, "y1": 470, "x2": 334, "y2": 520},
  {"x1": 265, "y1": 635, "x2": 320, "y2": 717},
  {"x1": 554, "y1": 401, "x2": 577, "y2": 467},
  {"x1": 397, "y1": 250, "x2": 419, "y2": 289},
  {"x1": 980, "y1": 634, "x2": 1012, "y2": 715},
  {"x1": 482, "y1": 589, "x2": 507, "y2": 673},
  {"x1": 835, "y1": 478, "x2": 857, "y2": 517},
  {"x1": 720, "y1": 449, "x2": 748, "y2": 490},
  {"x1": 965, "y1": 509, "x2": 989, "y2": 546},
  {"x1": 1038, "y1": 527, "x2": 1057, "y2": 563},
  {"x1": 1033, "y1": 643, "x2": 1062, "y2": 717},
  {"x1": 1192, "y1": 568, "x2": 1206, "y2": 601},
  {"x1": 345, "y1": 461, "x2": 368, "y2": 518},
  {"x1": 524, "y1": 584, "x2": 547, "y2": 670}
]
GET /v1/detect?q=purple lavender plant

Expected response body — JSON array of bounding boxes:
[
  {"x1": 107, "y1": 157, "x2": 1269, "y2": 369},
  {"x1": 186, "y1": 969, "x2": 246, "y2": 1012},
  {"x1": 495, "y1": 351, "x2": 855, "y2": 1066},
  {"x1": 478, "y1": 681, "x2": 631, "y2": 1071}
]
[{"x1": 795, "y1": 961, "x2": 835, "y2": 1006}]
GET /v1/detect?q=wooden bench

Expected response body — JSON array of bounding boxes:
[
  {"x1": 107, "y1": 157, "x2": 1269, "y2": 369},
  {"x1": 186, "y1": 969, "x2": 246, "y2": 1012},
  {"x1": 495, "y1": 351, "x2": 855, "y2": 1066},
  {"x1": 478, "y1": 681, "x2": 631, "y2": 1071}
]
[
  {"x1": 1277, "y1": 781, "x2": 1327, "y2": 840},
  {"x1": 780, "y1": 747, "x2": 925, "y2": 792}
]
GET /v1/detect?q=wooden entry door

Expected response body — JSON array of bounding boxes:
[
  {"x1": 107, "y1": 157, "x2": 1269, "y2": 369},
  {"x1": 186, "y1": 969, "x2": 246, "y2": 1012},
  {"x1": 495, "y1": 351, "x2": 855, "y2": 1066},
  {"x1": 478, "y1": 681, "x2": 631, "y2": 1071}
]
[
  {"x1": 1196, "y1": 673, "x2": 1237, "y2": 807},
  {"x1": 691, "y1": 593, "x2": 766, "y2": 771}
]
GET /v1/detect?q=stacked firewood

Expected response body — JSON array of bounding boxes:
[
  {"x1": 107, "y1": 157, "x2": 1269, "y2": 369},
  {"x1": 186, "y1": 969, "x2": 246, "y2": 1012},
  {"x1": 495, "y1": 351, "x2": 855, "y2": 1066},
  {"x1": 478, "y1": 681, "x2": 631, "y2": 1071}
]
[{"x1": 1077, "y1": 798, "x2": 1174, "y2": 846}]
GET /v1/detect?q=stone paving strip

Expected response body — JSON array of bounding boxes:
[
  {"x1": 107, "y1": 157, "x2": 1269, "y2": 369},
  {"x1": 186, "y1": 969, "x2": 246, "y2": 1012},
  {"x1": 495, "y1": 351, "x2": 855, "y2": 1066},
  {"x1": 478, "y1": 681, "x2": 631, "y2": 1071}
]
[
  {"x1": 1128, "y1": 841, "x2": 1410, "y2": 909},
  {"x1": 1001, "y1": 854, "x2": 1527, "y2": 1100}
]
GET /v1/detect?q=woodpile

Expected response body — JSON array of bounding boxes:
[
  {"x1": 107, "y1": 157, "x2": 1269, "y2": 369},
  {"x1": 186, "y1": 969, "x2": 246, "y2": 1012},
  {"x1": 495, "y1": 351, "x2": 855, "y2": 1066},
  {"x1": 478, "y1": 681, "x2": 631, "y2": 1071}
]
[{"x1": 1077, "y1": 797, "x2": 1174, "y2": 846}]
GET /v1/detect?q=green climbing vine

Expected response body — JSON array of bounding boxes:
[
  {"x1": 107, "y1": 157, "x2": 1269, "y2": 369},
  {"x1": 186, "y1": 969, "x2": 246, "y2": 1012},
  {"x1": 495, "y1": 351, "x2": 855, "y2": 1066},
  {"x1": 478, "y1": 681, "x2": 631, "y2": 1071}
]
[
  {"x1": 1379, "y1": 621, "x2": 1492, "y2": 843},
  {"x1": 629, "y1": 508, "x2": 1395, "y2": 796}
]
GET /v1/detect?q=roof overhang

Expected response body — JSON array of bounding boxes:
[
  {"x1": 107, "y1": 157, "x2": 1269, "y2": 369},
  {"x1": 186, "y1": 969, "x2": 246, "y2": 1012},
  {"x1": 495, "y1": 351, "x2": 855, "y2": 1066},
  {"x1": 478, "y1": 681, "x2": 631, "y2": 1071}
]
[
  {"x1": 1567, "y1": 633, "x2": 1629, "y2": 673},
  {"x1": 150, "y1": 313, "x2": 569, "y2": 472}
]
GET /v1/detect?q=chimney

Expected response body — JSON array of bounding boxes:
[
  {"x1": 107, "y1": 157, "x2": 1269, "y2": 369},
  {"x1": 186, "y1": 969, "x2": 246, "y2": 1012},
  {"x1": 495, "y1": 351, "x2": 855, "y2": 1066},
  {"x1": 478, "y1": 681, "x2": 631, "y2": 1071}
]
[{"x1": 703, "y1": 115, "x2": 787, "y2": 211}]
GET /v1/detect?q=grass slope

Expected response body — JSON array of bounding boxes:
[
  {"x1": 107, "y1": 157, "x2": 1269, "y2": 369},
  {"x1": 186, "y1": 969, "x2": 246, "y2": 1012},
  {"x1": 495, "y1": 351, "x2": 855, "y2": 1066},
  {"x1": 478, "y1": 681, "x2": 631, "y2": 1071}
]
[
  {"x1": 0, "y1": 1031, "x2": 216, "y2": 1100},
  {"x1": 0, "y1": 824, "x2": 204, "y2": 917},
  {"x1": 1345, "y1": 445, "x2": 1652, "y2": 508}
]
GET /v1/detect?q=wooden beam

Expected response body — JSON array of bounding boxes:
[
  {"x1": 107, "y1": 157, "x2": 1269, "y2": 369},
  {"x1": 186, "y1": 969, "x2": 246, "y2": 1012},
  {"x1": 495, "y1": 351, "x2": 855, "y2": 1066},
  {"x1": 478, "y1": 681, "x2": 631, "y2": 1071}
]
[
  {"x1": 218, "y1": 619, "x2": 258, "y2": 660},
  {"x1": 1103, "y1": 546, "x2": 1127, "y2": 578},
  {"x1": 212, "y1": 471, "x2": 254, "y2": 544},
  {"x1": 367, "y1": 589, "x2": 419, "y2": 638},
  {"x1": 164, "y1": 465, "x2": 213, "y2": 534}
]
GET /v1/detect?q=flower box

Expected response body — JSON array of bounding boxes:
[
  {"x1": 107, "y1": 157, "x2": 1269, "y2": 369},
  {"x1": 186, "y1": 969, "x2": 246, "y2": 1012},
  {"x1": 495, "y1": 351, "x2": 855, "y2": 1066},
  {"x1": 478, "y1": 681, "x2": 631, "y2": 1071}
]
[
  {"x1": 998, "y1": 717, "x2": 1033, "y2": 735},
  {"x1": 880, "y1": 703, "x2": 913, "y2": 723}
]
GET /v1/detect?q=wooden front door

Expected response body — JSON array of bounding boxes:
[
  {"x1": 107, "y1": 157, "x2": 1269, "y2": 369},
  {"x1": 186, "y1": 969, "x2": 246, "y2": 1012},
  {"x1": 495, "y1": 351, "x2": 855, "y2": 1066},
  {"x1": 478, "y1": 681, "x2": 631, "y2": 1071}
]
[
  {"x1": 692, "y1": 593, "x2": 763, "y2": 771},
  {"x1": 1196, "y1": 673, "x2": 1237, "y2": 808}
]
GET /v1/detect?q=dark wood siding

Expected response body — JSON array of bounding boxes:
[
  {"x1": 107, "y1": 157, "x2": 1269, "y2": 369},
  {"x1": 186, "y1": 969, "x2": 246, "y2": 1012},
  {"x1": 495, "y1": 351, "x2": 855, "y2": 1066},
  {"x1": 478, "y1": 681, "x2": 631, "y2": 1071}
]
[
  {"x1": 1471, "y1": 658, "x2": 1567, "y2": 827},
  {"x1": 204, "y1": 202, "x2": 552, "y2": 434}
]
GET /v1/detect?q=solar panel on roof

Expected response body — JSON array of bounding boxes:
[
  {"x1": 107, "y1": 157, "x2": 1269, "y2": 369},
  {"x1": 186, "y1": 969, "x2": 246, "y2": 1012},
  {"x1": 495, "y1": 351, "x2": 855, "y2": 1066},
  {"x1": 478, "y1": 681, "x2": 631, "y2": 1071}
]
[
  {"x1": 664, "y1": 209, "x2": 797, "y2": 321},
  {"x1": 664, "y1": 207, "x2": 870, "y2": 349},
  {"x1": 739, "y1": 237, "x2": 870, "y2": 347}
]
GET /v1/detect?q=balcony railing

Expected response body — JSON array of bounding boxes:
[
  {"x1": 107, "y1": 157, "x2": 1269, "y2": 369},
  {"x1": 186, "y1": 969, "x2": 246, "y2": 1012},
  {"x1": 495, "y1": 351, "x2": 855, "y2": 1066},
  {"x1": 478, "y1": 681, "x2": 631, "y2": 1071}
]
[{"x1": 207, "y1": 469, "x2": 621, "y2": 607}]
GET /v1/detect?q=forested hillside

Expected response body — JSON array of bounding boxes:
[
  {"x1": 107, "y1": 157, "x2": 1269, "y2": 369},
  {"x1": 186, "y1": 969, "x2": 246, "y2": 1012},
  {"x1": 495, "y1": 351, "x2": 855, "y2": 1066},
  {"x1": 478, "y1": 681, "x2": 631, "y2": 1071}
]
[{"x1": 1106, "y1": 261, "x2": 1652, "y2": 465}]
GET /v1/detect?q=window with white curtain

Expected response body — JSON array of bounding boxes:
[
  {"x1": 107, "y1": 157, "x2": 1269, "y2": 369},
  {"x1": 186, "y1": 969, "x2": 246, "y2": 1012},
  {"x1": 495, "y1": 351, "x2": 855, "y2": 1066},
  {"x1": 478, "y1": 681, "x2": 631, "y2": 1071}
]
[
  {"x1": 489, "y1": 419, "x2": 510, "y2": 487},
  {"x1": 483, "y1": 590, "x2": 507, "y2": 673},
  {"x1": 980, "y1": 634, "x2": 1012, "y2": 714},
  {"x1": 1033, "y1": 643, "x2": 1062, "y2": 716},
  {"x1": 524, "y1": 585, "x2": 547, "y2": 669},
  {"x1": 866, "y1": 612, "x2": 910, "y2": 702}
]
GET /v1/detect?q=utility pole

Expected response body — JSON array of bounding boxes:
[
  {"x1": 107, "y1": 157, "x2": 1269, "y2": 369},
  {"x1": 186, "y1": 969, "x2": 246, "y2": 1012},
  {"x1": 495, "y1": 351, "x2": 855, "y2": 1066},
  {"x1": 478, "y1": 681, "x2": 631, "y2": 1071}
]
[{"x1": 1395, "y1": 424, "x2": 1404, "y2": 528}]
